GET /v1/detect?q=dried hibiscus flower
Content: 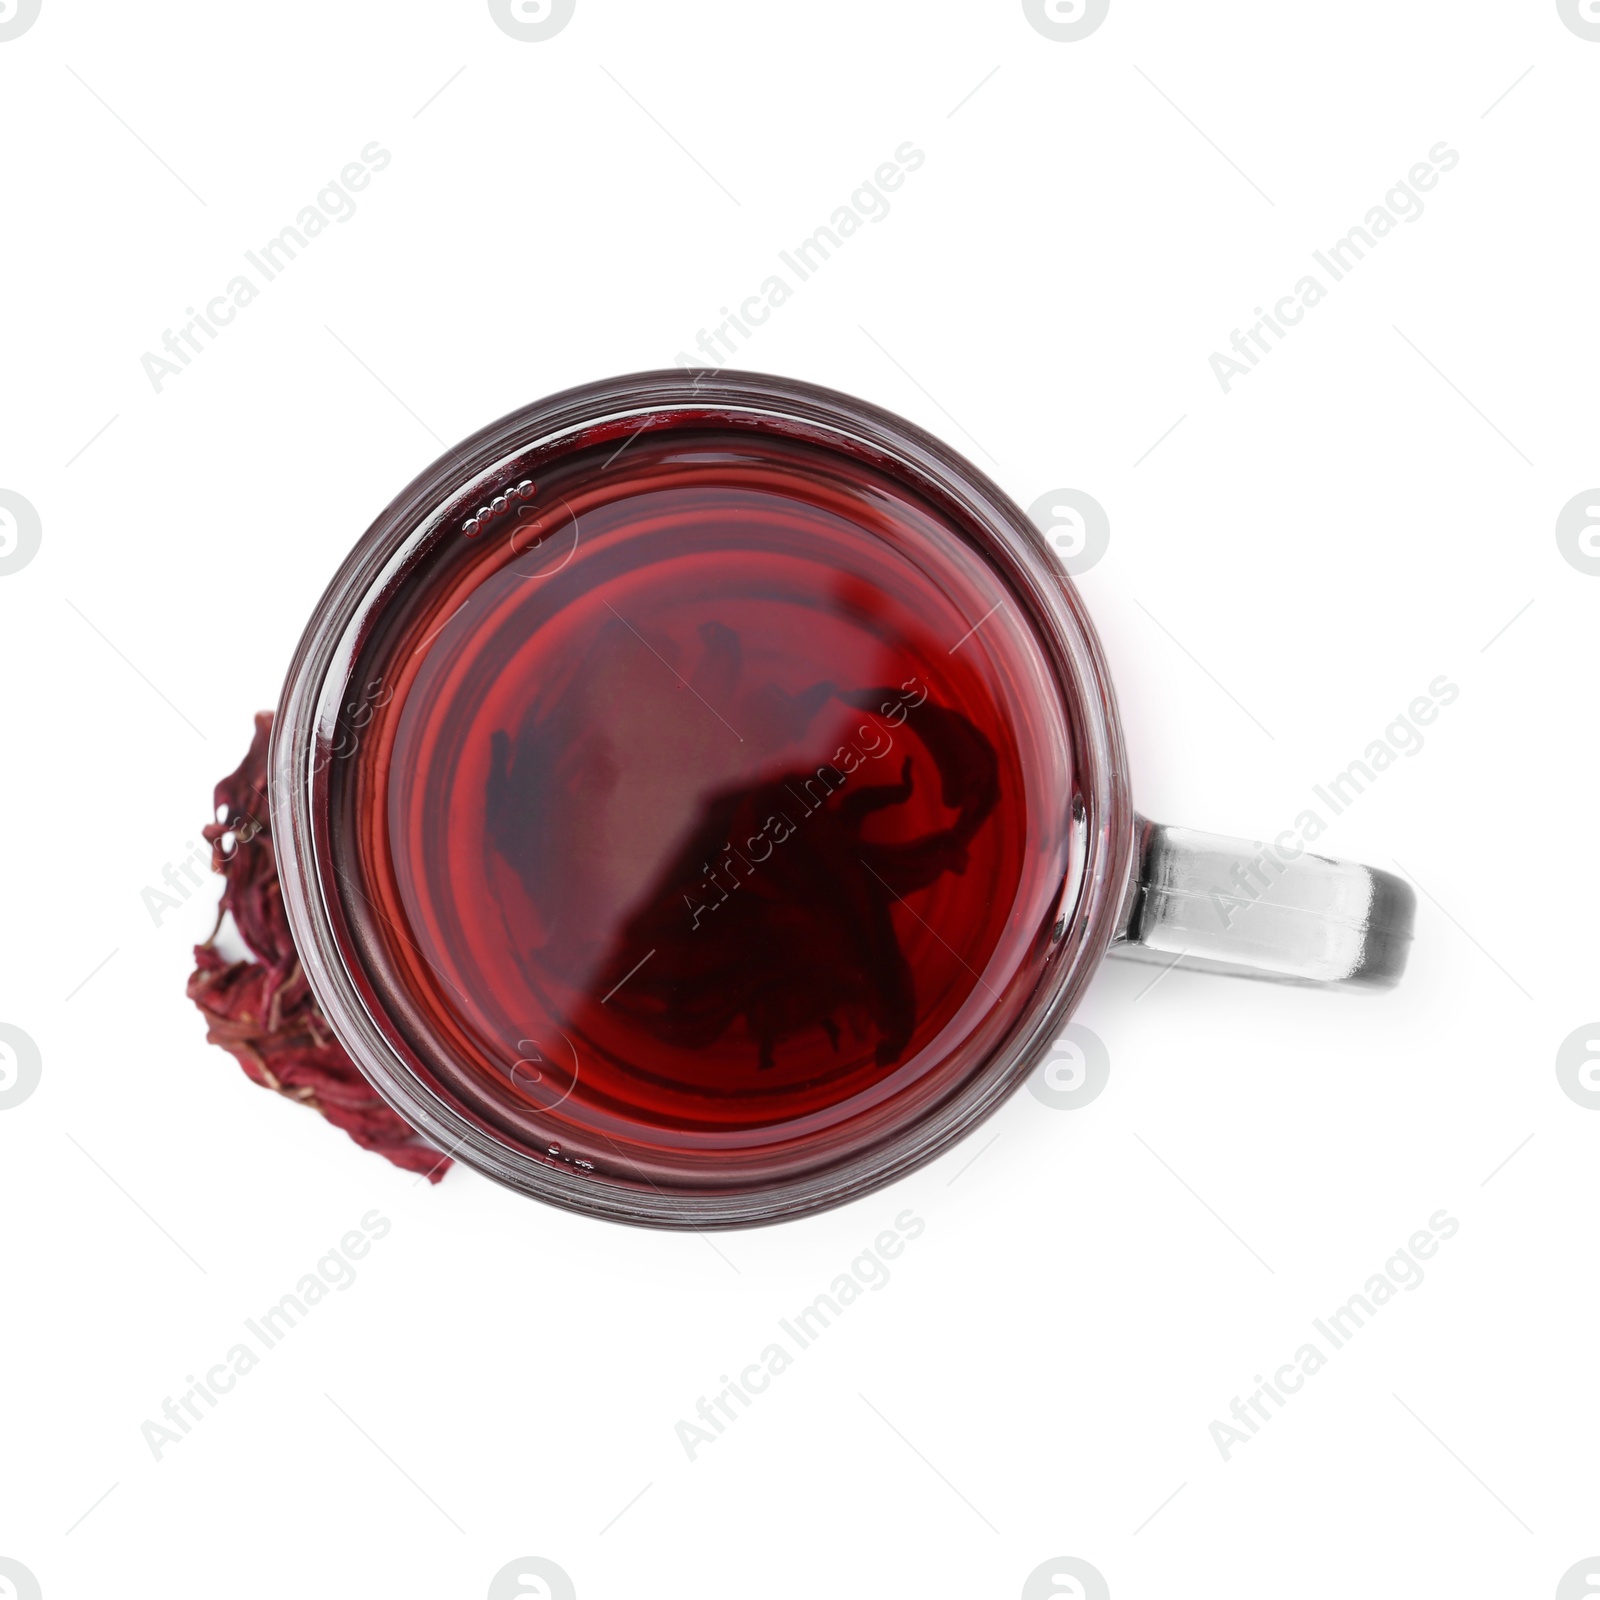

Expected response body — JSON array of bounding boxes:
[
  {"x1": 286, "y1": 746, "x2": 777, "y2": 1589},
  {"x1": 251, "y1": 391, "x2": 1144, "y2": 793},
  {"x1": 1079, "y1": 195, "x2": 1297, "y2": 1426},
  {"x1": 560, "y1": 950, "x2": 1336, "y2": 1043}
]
[{"x1": 186, "y1": 712, "x2": 449, "y2": 1182}]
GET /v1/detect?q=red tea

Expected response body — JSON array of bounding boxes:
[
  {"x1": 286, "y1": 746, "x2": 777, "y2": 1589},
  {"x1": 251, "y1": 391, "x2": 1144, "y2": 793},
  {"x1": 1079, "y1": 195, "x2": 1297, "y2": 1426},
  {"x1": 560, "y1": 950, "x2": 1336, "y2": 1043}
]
[{"x1": 333, "y1": 417, "x2": 1077, "y2": 1195}]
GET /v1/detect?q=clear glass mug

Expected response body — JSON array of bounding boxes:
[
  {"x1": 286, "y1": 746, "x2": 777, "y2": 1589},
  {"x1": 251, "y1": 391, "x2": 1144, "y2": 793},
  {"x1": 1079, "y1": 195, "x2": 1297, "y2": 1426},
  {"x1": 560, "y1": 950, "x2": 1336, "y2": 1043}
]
[{"x1": 272, "y1": 371, "x2": 1414, "y2": 1227}]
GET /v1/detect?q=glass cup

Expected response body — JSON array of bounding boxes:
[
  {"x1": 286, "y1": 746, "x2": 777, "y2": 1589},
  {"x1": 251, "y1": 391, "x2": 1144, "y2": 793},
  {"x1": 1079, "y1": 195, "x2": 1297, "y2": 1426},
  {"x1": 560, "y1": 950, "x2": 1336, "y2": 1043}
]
[{"x1": 272, "y1": 371, "x2": 1414, "y2": 1227}]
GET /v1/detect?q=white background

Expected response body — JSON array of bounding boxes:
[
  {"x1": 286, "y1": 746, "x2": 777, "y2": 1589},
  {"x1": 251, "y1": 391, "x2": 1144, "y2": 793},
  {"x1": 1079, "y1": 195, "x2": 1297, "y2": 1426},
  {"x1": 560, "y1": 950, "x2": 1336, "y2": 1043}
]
[{"x1": 2, "y1": 2, "x2": 1596, "y2": 1597}]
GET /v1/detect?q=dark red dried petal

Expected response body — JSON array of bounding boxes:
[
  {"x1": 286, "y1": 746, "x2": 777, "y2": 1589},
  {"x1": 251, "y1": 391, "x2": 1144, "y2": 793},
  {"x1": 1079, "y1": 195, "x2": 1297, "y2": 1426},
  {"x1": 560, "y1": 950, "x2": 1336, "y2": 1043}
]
[{"x1": 188, "y1": 713, "x2": 450, "y2": 1182}]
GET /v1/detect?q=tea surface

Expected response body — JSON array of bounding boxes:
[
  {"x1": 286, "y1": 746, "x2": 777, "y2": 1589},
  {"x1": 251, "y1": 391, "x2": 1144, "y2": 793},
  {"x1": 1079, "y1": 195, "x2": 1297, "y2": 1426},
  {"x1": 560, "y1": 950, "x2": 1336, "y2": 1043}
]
[{"x1": 344, "y1": 423, "x2": 1075, "y2": 1187}]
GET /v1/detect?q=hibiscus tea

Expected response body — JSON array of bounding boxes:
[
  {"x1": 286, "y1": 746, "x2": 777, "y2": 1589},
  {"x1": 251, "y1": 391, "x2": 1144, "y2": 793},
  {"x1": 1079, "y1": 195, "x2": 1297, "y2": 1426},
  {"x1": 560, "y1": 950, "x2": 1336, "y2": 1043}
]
[{"x1": 325, "y1": 407, "x2": 1080, "y2": 1202}]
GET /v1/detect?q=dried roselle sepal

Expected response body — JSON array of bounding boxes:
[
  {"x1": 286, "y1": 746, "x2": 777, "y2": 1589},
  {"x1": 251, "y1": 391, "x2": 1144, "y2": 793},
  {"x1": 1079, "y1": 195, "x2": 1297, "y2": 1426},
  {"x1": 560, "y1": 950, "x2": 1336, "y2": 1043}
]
[{"x1": 186, "y1": 712, "x2": 450, "y2": 1182}]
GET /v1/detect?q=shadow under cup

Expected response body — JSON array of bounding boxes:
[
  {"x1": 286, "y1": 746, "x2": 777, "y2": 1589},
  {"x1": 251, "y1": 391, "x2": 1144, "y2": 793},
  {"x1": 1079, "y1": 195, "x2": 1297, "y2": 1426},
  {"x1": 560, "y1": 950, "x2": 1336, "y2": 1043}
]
[{"x1": 275, "y1": 375, "x2": 1133, "y2": 1225}]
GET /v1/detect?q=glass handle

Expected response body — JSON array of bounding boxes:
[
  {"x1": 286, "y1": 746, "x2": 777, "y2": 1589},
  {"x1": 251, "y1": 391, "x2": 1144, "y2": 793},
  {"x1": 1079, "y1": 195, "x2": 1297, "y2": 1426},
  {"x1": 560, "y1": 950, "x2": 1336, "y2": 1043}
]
[{"x1": 1109, "y1": 817, "x2": 1416, "y2": 988}]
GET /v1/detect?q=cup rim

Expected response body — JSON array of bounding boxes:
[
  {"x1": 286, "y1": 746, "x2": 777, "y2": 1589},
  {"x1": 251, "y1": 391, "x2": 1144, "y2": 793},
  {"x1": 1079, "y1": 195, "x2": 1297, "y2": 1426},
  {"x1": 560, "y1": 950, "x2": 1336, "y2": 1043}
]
[{"x1": 271, "y1": 369, "x2": 1136, "y2": 1227}]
